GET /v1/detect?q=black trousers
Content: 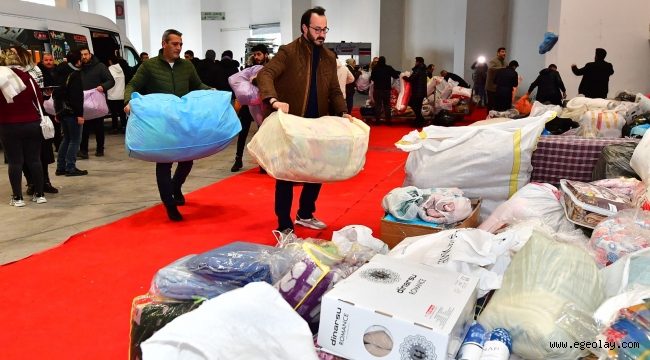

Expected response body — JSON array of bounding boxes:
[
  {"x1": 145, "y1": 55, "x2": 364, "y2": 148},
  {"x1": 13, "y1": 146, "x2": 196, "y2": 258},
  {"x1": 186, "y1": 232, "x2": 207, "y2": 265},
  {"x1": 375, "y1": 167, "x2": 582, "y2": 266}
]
[
  {"x1": 108, "y1": 100, "x2": 127, "y2": 130},
  {"x1": 80, "y1": 117, "x2": 105, "y2": 153},
  {"x1": 494, "y1": 91, "x2": 513, "y2": 112},
  {"x1": 156, "y1": 161, "x2": 193, "y2": 207},
  {"x1": 346, "y1": 92, "x2": 355, "y2": 114},
  {"x1": 374, "y1": 89, "x2": 392, "y2": 124},
  {"x1": 486, "y1": 90, "x2": 496, "y2": 111},
  {"x1": 275, "y1": 180, "x2": 322, "y2": 231},
  {"x1": 409, "y1": 96, "x2": 425, "y2": 125},
  {"x1": 235, "y1": 105, "x2": 254, "y2": 158},
  {"x1": 52, "y1": 116, "x2": 62, "y2": 151},
  {"x1": 0, "y1": 122, "x2": 43, "y2": 196}
]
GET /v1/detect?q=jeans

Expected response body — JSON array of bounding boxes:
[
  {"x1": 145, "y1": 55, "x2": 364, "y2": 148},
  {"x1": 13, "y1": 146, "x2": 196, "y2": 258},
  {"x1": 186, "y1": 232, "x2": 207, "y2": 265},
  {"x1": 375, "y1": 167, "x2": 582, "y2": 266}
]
[
  {"x1": 346, "y1": 92, "x2": 355, "y2": 114},
  {"x1": 0, "y1": 121, "x2": 43, "y2": 196},
  {"x1": 474, "y1": 85, "x2": 486, "y2": 107},
  {"x1": 57, "y1": 116, "x2": 83, "y2": 172},
  {"x1": 235, "y1": 105, "x2": 253, "y2": 158},
  {"x1": 156, "y1": 161, "x2": 193, "y2": 207},
  {"x1": 80, "y1": 117, "x2": 105, "y2": 153},
  {"x1": 374, "y1": 89, "x2": 392, "y2": 124},
  {"x1": 108, "y1": 99, "x2": 127, "y2": 130},
  {"x1": 275, "y1": 180, "x2": 322, "y2": 231}
]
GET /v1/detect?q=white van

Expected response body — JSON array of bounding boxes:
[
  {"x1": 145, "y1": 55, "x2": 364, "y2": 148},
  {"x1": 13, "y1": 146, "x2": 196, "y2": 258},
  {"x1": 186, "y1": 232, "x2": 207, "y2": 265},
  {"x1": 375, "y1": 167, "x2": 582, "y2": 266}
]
[{"x1": 0, "y1": 0, "x2": 140, "y2": 68}]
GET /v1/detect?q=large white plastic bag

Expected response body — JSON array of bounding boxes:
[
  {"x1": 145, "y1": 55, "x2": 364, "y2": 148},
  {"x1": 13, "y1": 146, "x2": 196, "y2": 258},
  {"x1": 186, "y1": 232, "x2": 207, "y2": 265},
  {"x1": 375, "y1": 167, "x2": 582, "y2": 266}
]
[
  {"x1": 576, "y1": 110, "x2": 625, "y2": 138},
  {"x1": 477, "y1": 231, "x2": 605, "y2": 360},
  {"x1": 247, "y1": 110, "x2": 369, "y2": 183},
  {"x1": 636, "y1": 93, "x2": 650, "y2": 113},
  {"x1": 140, "y1": 282, "x2": 319, "y2": 360},
  {"x1": 388, "y1": 229, "x2": 519, "y2": 298},
  {"x1": 566, "y1": 96, "x2": 611, "y2": 111},
  {"x1": 356, "y1": 70, "x2": 370, "y2": 91},
  {"x1": 397, "y1": 112, "x2": 553, "y2": 217},
  {"x1": 125, "y1": 90, "x2": 241, "y2": 163},
  {"x1": 479, "y1": 183, "x2": 575, "y2": 233},
  {"x1": 228, "y1": 65, "x2": 263, "y2": 105},
  {"x1": 631, "y1": 132, "x2": 650, "y2": 184},
  {"x1": 530, "y1": 101, "x2": 563, "y2": 117},
  {"x1": 601, "y1": 248, "x2": 650, "y2": 298},
  {"x1": 43, "y1": 88, "x2": 109, "y2": 119}
]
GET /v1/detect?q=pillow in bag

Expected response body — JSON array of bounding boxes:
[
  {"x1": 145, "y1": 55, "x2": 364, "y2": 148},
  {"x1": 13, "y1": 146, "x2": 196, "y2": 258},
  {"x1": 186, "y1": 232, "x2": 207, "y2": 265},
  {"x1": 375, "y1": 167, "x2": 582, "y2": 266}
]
[
  {"x1": 228, "y1": 65, "x2": 263, "y2": 106},
  {"x1": 44, "y1": 88, "x2": 109, "y2": 119},
  {"x1": 125, "y1": 90, "x2": 241, "y2": 163}
]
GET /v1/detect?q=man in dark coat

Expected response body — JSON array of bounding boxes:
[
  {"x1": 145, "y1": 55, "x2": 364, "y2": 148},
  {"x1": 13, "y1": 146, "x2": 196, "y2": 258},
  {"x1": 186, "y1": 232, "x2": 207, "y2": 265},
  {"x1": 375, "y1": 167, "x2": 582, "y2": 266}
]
[
  {"x1": 493, "y1": 60, "x2": 519, "y2": 111},
  {"x1": 369, "y1": 56, "x2": 400, "y2": 126},
  {"x1": 197, "y1": 49, "x2": 219, "y2": 89},
  {"x1": 440, "y1": 70, "x2": 470, "y2": 88},
  {"x1": 402, "y1": 56, "x2": 428, "y2": 128},
  {"x1": 527, "y1": 64, "x2": 566, "y2": 106},
  {"x1": 216, "y1": 50, "x2": 239, "y2": 98},
  {"x1": 571, "y1": 48, "x2": 614, "y2": 99},
  {"x1": 471, "y1": 60, "x2": 488, "y2": 107}
]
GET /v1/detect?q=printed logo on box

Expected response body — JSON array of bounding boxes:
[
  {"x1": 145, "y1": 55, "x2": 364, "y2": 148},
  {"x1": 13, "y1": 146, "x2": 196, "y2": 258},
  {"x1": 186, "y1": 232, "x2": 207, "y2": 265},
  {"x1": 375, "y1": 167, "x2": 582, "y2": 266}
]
[
  {"x1": 360, "y1": 268, "x2": 401, "y2": 284},
  {"x1": 399, "y1": 335, "x2": 436, "y2": 360}
]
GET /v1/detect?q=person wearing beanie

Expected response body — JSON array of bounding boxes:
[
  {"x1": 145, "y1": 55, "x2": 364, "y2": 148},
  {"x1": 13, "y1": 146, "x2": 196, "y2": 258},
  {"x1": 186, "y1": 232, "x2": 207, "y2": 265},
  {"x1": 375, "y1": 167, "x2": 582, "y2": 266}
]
[
  {"x1": 571, "y1": 48, "x2": 614, "y2": 99},
  {"x1": 197, "y1": 49, "x2": 219, "y2": 89}
]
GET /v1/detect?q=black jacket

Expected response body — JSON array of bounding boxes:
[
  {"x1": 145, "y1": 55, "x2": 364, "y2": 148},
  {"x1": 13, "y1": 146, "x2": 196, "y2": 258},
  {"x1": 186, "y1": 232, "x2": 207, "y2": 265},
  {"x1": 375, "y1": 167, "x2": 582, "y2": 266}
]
[
  {"x1": 443, "y1": 72, "x2": 470, "y2": 88},
  {"x1": 190, "y1": 58, "x2": 202, "y2": 69},
  {"x1": 117, "y1": 58, "x2": 133, "y2": 85},
  {"x1": 53, "y1": 63, "x2": 84, "y2": 118},
  {"x1": 81, "y1": 56, "x2": 115, "y2": 91},
  {"x1": 370, "y1": 63, "x2": 400, "y2": 91},
  {"x1": 572, "y1": 60, "x2": 614, "y2": 99},
  {"x1": 346, "y1": 65, "x2": 362, "y2": 95},
  {"x1": 471, "y1": 62, "x2": 488, "y2": 86},
  {"x1": 528, "y1": 68, "x2": 565, "y2": 101},
  {"x1": 216, "y1": 59, "x2": 239, "y2": 94},
  {"x1": 494, "y1": 67, "x2": 519, "y2": 95},
  {"x1": 403, "y1": 63, "x2": 428, "y2": 99},
  {"x1": 37, "y1": 62, "x2": 56, "y2": 87},
  {"x1": 197, "y1": 59, "x2": 220, "y2": 89}
]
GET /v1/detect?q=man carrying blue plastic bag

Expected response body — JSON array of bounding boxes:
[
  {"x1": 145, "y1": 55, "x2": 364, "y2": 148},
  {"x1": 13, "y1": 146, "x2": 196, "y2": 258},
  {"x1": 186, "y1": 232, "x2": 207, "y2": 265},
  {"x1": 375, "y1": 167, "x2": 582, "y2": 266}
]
[
  {"x1": 124, "y1": 29, "x2": 212, "y2": 222},
  {"x1": 257, "y1": 6, "x2": 353, "y2": 235}
]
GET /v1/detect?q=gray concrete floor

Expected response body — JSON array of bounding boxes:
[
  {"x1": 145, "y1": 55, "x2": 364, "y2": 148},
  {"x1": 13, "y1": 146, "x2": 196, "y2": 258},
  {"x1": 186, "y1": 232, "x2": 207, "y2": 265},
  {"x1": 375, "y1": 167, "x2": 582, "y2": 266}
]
[{"x1": 0, "y1": 94, "x2": 370, "y2": 265}]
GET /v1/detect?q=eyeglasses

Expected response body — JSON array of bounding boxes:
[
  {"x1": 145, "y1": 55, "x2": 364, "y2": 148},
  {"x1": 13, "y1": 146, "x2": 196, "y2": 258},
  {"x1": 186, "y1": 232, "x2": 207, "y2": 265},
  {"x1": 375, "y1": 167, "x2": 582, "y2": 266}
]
[{"x1": 309, "y1": 26, "x2": 329, "y2": 34}]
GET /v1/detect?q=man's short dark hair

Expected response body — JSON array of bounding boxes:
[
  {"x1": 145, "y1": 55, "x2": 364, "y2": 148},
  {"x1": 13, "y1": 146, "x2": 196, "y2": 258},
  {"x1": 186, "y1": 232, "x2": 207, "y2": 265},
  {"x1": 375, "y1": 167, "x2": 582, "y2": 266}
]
[
  {"x1": 509, "y1": 60, "x2": 519, "y2": 67},
  {"x1": 67, "y1": 49, "x2": 82, "y2": 65},
  {"x1": 140, "y1": 52, "x2": 148, "y2": 58},
  {"x1": 184, "y1": 50, "x2": 194, "y2": 57},
  {"x1": 78, "y1": 45, "x2": 90, "y2": 53},
  {"x1": 162, "y1": 29, "x2": 182, "y2": 43},
  {"x1": 378, "y1": 56, "x2": 386, "y2": 65},
  {"x1": 427, "y1": 64, "x2": 434, "y2": 70},
  {"x1": 498, "y1": 47, "x2": 506, "y2": 53},
  {"x1": 548, "y1": 63, "x2": 557, "y2": 70},
  {"x1": 221, "y1": 50, "x2": 233, "y2": 59},
  {"x1": 415, "y1": 57, "x2": 424, "y2": 64},
  {"x1": 108, "y1": 54, "x2": 119, "y2": 65},
  {"x1": 251, "y1": 44, "x2": 268, "y2": 55},
  {"x1": 300, "y1": 6, "x2": 326, "y2": 33},
  {"x1": 596, "y1": 48, "x2": 607, "y2": 60}
]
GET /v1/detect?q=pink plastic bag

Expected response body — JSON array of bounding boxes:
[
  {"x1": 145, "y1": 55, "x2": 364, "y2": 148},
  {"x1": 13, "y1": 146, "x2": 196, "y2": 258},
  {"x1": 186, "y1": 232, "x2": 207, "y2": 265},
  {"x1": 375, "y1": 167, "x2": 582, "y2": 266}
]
[
  {"x1": 44, "y1": 88, "x2": 108, "y2": 119},
  {"x1": 228, "y1": 65, "x2": 263, "y2": 106}
]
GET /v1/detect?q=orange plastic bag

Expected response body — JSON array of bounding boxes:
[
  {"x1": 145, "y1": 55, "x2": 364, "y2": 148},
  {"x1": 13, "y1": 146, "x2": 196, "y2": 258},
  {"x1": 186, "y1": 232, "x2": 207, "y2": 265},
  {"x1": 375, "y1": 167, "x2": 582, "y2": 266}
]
[
  {"x1": 515, "y1": 94, "x2": 532, "y2": 116},
  {"x1": 234, "y1": 99, "x2": 241, "y2": 114}
]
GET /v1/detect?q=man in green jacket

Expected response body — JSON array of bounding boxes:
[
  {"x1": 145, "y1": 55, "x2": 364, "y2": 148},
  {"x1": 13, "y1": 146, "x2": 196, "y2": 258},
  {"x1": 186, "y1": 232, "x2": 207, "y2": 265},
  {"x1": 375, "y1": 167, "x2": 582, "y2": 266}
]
[{"x1": 124, "y1": 29, "x2": 211, "y2": 222}]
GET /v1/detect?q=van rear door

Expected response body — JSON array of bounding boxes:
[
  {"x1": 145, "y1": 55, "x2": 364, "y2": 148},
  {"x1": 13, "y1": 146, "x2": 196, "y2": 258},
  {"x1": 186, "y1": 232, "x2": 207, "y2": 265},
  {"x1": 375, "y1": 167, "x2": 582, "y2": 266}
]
[
  {"x1": 87, "y1": 28, "x2": 121, "y2": 66},
  {"x1": 45, "y1": 20, "x2": 91, "y2": 65}
]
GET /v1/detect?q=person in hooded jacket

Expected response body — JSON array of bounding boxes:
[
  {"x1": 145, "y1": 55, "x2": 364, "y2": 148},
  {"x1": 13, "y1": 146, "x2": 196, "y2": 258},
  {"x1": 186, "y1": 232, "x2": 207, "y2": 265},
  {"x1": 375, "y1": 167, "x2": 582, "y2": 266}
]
[
  {"x1": 571, "y1": 48, "x2": 614, "y2": 99},
  {"x1": 526, "y1": 64, "x2": 566, "y2": 106},
  {"x1": 197, "y1": 49, "x2": 219, "y2": 89},
  {"x1": 402, "y1": 56, "x2": 428, "y2": 128},
  {"x1": 493, "y1": 60, "x2": 519, "y2": 111},
  {"x1": 216, "y1": 50, "x2": 239, "y2": 99},
  {"x1": 107, "y1": 54, "x2": 127, "y2": 134},
  {"x1": 78, "y1": 46, "x2": 114, "y2": 158}
]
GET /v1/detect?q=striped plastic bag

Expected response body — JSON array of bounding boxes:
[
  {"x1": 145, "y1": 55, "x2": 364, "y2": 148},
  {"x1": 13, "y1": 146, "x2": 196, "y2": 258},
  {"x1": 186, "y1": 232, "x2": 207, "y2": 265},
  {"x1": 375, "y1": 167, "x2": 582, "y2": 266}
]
[{"x1": 577, "y1": 110, "x2": 625, "y2": 138}]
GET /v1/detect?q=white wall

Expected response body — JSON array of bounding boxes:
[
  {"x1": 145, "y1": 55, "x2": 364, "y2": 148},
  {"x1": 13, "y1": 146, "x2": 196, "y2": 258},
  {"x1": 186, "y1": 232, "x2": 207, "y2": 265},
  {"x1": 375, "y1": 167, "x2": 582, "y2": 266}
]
[
  {"x1": 506, "y1": 0, "x2": 549, "y2": 97},
  {"x1": 124, "y1": 0, "x2": 144, "y2": 52},
  {"x1": 402, "y1": 0, "x2": 456, "y2": 72},
  {"x1": 86, "y1": 0, "x2": 117, "y2": 23},
  {"x1": 148, "y1": 0, "x2": 202, "y2": 56},
  {"x1": 452, "y1": 0, "x2": 468, "y2": 77},
  {"x1": 464, "y1": 0, "x2": 509, "y2": 85},
  {"x1": 551, "y1": 0, "x2": 650, "y2": 97},
  {"x1": 311, "y1": 0, "x2": 380, "y2": 60}
]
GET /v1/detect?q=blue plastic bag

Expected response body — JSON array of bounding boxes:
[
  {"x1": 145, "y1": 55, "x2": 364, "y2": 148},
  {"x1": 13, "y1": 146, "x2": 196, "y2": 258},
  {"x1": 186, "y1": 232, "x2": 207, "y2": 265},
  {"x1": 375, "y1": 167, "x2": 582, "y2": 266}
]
[
  {"x1": 631, "y1": 124, "x2": 650, "y2": 137},
  {"x1": 539, "y1": 32, "x2": 559, "y2": 54},
  {"x1": 125, "y1": 90, "x2": 241, "y2": 163}
]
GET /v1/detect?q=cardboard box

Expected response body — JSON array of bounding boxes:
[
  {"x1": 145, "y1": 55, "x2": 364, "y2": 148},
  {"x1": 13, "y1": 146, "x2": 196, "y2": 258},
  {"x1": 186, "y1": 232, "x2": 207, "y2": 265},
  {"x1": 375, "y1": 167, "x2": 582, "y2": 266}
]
[
  {"x1": 380, "y1": 198, "x2": 482, "y2": 249},
  {"x1": 317, "y1": 255, "x2": 479, "y2": 360}
]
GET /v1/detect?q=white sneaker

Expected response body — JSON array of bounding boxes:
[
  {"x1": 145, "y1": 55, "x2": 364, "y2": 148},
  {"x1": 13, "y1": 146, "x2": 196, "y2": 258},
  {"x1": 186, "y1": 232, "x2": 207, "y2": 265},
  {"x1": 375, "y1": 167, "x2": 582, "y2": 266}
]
[
  {"x1": 32, "y1": 193, "x2": 47, "y2": 204},
  {"x1": 294, "y1": 215, "x2": 327, "y2": 230},
  {"x1": 10, "y1": 195, "x2": 25, "y2": 207}
]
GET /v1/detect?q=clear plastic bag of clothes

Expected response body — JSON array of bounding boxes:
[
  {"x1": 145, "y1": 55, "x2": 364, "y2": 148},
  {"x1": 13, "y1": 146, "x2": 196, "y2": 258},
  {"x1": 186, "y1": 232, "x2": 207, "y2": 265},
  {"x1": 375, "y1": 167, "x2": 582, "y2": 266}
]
[
  {"x1": 592, "y1": 143, "x2": 641, "y2": 181},
  {"x1": 129, "y1": 295, "x2": 204, "y2": 360},
  {"x1": 381, "y1": 186, "x2": 428, "y2": 221},
  {"x1": 590, "y1": 208, "x2": 650, "y2": 267}
]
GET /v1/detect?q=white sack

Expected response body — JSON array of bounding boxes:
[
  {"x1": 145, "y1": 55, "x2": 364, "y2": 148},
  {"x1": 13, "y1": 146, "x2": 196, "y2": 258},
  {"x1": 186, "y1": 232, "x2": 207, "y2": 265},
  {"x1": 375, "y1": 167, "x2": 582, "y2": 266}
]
[
  {"x1": 636, "y1": 93, "x2": 650, "y2": 113},
  {"x1": 477, "y1": 231, "x2": 605, "y2": 360},
  {"x1": 530, "y1": 101, "x2": 563, "y2": 117},
  {"x1": 396, "y1": 112, "x2": 553, "y2": 217},
  {"x1": 332, "y1": 225, "x2": 389, "y2": 255},
  {"x1": 388, "y1": 228, "x2": 520, "y2": 298},
  {"x1": 247, "y1": 110, "x2": 369, "y2": 183},
  {"x1": 631, "y1": 132, "x2": 650, "y2": 184},
  {"x1": 141, "y1": 282, "x2": 319, "y2": 360},
  {"x1": 566, "y1": 96, "x2": 611, "y2": 111}
]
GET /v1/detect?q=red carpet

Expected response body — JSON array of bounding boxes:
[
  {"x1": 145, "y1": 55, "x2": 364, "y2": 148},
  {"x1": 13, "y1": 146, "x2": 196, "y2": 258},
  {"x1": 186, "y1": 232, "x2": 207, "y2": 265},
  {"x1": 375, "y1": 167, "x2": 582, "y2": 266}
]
[{"x1": 0, "y1": 121, "x2": 410, "y2": 359}]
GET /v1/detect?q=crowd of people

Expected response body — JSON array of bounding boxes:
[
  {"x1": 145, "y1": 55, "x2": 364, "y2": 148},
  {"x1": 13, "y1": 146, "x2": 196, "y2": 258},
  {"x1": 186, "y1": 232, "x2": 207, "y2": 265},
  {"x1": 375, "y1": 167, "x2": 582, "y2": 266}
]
[{"x1": 0, "y1": 5, "x2": 617, "y2": 233}]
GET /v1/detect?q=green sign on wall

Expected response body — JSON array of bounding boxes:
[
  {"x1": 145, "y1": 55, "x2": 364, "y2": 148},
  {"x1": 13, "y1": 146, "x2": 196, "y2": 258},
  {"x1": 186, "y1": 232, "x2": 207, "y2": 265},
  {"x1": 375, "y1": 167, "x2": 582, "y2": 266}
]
[{"x1": 201, "y1": 12, "x2": 225, "y2": 21}]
